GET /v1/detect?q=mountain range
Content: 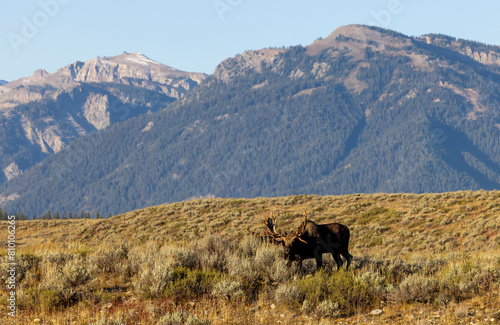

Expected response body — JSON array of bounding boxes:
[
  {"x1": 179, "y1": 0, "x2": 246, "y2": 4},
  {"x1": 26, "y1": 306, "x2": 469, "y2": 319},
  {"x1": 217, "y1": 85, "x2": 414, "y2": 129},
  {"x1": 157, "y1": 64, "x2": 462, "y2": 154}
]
[
  {"x1": 0, "y1": 80, "x2": 8, "y2": 86},
  {"x1": 0, "y1": 52, "x2": 206, "y2": 184},
  {"x1": 1, "y1": 25, "x2": 499, "y2": 217}
]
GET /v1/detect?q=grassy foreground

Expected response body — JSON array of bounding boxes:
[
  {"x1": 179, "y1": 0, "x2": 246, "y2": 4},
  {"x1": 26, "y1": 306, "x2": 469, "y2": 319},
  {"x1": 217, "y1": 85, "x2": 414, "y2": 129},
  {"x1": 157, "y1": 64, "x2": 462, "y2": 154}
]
[{"x1": 1, "y1": 190, "x2": 499, "y2": 324}]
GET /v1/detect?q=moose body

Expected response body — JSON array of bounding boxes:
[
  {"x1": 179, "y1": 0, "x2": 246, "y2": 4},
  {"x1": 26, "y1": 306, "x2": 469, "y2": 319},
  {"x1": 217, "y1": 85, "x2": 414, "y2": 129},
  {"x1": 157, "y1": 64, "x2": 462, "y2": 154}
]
[{"x1": 282, "y1": 220, "x2": 353, "y2": 271}]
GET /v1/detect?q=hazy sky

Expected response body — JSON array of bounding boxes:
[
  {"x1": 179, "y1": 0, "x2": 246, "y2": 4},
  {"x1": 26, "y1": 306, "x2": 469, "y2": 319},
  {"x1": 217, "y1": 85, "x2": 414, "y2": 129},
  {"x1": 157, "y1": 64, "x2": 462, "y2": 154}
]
[{"x1": 1, "y1": 0, "x2": 499, "y2": 81}]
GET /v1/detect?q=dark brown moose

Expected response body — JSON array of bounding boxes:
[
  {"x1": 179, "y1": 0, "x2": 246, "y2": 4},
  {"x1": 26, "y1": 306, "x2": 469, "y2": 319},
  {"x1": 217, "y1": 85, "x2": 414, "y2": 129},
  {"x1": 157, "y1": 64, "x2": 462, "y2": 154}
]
[{"x1": 249, "y1": 211, "x2": 353, "y2": 272}]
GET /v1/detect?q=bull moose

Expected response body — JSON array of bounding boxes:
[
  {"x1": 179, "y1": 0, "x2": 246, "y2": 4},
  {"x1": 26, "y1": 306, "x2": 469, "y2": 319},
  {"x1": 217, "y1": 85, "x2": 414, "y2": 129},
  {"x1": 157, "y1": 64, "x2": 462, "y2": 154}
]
[{"x1": 249, "y1": 211, "x2": 353, "y2": 272}]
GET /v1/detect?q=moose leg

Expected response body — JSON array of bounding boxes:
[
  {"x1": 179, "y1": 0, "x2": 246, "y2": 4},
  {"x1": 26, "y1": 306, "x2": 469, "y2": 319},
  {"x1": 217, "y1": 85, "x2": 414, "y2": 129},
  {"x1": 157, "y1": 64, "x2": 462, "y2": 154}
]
[
  {"x1": 340, "y1": 250, "x2": 353, "y2": 270},
  {"x1": 296, "y1": 259, "x2": 303, "y2": 274},
  {"x1": 332, "y1": 253, "x2": 343, "y2": 270},
  {"x1": 346, "y1": 253, "x2": 353, "y2": 270},
  {"x1": 315, "y1": 255, "x2": 323, "y2": 271}
]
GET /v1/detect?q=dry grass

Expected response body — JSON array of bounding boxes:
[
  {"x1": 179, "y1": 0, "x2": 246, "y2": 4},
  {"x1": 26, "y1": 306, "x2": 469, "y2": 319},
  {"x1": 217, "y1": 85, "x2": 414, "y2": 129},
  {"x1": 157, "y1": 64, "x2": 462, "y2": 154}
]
[{"x1": 1, "y1": 190, "x2": 499, "y2": 324}]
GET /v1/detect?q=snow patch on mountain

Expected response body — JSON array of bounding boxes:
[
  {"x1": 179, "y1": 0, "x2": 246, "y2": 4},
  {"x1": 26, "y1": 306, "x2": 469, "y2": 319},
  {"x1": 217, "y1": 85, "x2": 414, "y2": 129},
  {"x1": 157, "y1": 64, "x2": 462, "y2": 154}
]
[{"x1": 126, "y1": 53, "x2": 161, "y2": 66}]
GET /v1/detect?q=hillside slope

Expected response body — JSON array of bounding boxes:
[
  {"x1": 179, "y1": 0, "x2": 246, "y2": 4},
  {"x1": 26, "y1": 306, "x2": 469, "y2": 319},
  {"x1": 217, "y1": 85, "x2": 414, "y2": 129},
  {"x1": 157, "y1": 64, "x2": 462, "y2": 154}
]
[
  {"x1": 13, "y1": 191, "x2": 500, "y2": 256},
  {"x1": 5, "y1": 191, "x2": 499, "y2": 324},
  {"x1": 1, "y1": 25, "x2": 500, "y2": 216}
]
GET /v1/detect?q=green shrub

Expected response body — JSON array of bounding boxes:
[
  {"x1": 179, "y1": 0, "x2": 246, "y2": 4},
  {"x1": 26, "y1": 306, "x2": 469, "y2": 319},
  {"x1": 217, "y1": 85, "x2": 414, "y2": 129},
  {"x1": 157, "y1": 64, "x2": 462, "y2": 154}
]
[
  {"x1": 269, "y1": 258, "x2": 294, "y2": 283},
  {"x1": 42, "y1": 251, "x2": 74, "y2": 267},
  {"x1": 254, "y1": 245, "x2": 289, "y2": 282},
  {"x1": 393, "y1": 274, "x2": 438, "y2": 303},
  {"x1": 358, "y1": 207, "x2": 389, "y2": 224},
  {"x1": 316, "y1": 300, "x2": 340, "y2": 317},
  {"x1": 90, "y1": 243, "x2": 129, "y2": 273},
  {"x1": 132, "y1": 260, "x2": 174, "y2": 298},
  {"x1": 19, "y1": 287, "x2": 61, "y2": 310},
  {"x1": 128, "y1": 242, "x2": 161, "y2": 274},
  {"x1": 211, "y1": 280, "x2": 243, "y2": 300},
  {"x1": 239, "y1": 236, "x2": 261, "y2": 258},
  {"x1": 360, "y1": 271, "x2": 387, "y2": 298},
  {"x1": 167, "y1": 267, "x2": 221, "y2": 299},
  {"x1": 227, "y1": 255, "x2": 259, "y2": 286},
  {"x1": 162, "y1": 246, "x2": 201, "y2": 270},
  {"x1": 274, "y1": 284, "x2": 303, "y2": 307},
  {"x1": 197, "y1": 236, "x2": 230, "y2": 272},
  {"x1": 297, "y1": 269, "x2": 370, "y2": 315},
  {"x1": 62, "y1": 258, "x2": 93, "y2": 287},
  {"x1": 0, "y1": 253, "x2": 41, "y2": 285},
  {"x1": 439, "y1": 260, "x2": 500, "y2": 301},
  {"x1": 39, "y1": 257, "x2": 95, "y2": 305}
]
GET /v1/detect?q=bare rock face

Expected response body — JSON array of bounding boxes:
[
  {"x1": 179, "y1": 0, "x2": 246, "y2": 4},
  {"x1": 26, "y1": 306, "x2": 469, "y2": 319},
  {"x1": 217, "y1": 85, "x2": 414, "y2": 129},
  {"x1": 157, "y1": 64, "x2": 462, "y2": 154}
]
[
  {"x1": 3, "y1": 162, "x2": 21, "y2": 181},
  {"x1": 416, "y1": 35, "x2": 500, "y2": 67},
  {"x1": 214, "y1": 49, "x2": 285, "y2": 82},
  {"x1": 452, "y1": 45, "x2": 500, "y2": 66},
  {"x1": 83, "y1": 93, "x2": 111, "y2": 130},
  {"x1": 0, "y1": 53, "x2": 207, "y2": 182}
]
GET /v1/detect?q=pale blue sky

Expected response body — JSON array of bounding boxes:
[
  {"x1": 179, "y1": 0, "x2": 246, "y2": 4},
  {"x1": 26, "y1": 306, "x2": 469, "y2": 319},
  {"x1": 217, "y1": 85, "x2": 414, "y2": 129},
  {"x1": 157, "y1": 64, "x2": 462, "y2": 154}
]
[{"x1": 1, "y1": 0, "x2": 499, "y2": 81}]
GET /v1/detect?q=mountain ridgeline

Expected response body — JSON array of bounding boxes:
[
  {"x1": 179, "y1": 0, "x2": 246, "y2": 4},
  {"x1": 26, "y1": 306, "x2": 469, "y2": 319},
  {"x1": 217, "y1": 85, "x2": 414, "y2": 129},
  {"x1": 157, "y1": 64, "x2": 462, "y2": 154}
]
[
  {"x1": 0, "y1": 53, "x2": 206, "y2": 184},
  {"x1": 1, "y1": 25, "x2": 499, "y2": 217}
]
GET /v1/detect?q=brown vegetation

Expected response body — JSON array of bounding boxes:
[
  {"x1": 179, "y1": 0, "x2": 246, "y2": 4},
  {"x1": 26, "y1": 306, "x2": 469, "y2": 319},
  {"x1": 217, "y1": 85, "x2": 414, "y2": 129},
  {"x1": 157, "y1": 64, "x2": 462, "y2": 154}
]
[{"x1": 1, "y1": 190, "x2": 499, "y2": 324}]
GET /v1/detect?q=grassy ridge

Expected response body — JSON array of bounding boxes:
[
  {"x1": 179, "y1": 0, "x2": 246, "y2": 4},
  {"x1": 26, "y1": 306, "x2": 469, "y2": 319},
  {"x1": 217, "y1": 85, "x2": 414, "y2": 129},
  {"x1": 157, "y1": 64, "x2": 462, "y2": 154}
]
[
  {"x1": 14, "y1": 190, "x2": 500, "y2": 254},
  {"x1": 1, "y1": 190, "x2": 499, "y2": 324}
]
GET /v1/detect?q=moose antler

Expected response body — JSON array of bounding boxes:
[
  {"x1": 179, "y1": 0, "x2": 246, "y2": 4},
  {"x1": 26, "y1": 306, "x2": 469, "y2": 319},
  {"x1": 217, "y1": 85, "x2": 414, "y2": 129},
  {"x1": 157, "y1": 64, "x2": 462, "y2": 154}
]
[
  {"x1": 248, "y1": 210, "x2": 309, "y2": 244},
  {"x1": 300, "y1": 209, "x2": 307, "y2": 233},
  {"x1": 248, "y1": 211, "x2": 285, "y2": 242},
  {"x1": 264, "y1": 211, "x2": 287, "y2": 240},
  {"x1": 264, "y1": 212, "x2": 277, "y2": 235},
  {"x1": 288, "y1": 210, "x2": 308, "y2": 244}
]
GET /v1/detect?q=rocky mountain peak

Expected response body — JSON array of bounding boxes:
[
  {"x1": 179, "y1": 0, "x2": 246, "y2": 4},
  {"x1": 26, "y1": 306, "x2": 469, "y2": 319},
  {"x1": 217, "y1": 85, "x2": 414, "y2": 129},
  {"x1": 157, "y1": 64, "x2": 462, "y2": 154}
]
[
  {"x1": 30, "y1": 69, "x2": 50, "y2": 82},
  {"x1": 54, "y1": 53, "x2": 207, "y2": 86},
  {"x1": 0, "y1": 53, "x2": 208, "y2": 183},
  {"x1": 306, "y1": 24, "x2": 411, "y2": 58},
  {"x1": 213, "y1": 25, "x2": 416, "y2": 85},
  {"x1": 214, "y1": 48, "x2": 285, "y2": 82}
]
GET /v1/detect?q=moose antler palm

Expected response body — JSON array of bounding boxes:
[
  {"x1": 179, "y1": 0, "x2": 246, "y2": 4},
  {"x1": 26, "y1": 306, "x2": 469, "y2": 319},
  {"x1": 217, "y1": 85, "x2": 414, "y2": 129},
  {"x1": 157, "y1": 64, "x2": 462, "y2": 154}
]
[{"x1": 247, "y1": 211, "x2": 284, "y2": 242}]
